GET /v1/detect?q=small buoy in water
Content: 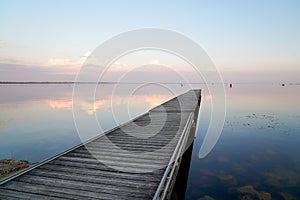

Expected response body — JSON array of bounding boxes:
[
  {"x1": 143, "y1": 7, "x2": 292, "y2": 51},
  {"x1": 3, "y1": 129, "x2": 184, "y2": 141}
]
[
  {"x1": 282, "y1": 83, "x2": 285, "y2": 86},
  {"x1": 230, "y1": 83, "x2": 233, "y2": 88}
]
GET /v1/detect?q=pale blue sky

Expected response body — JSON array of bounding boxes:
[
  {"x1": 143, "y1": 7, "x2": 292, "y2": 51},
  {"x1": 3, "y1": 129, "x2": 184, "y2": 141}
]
[{"x1": 0, "y1": 0, "x2": 299, "y2": 82}]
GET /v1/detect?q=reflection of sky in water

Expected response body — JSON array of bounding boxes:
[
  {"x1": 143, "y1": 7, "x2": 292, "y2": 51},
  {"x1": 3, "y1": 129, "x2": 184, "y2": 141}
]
[
  {"x1": 0, "y1": 84, "x2": 184, "y2": 162},
  {"x1": 1, "y1": 84, "x2": 300, "y2": 199},
  {"x1": 187, "y1": 84, "x2": 300, "y2": 200},
  {"x1": 0, "y1": 85, "x2": 78, "y2": 162}
]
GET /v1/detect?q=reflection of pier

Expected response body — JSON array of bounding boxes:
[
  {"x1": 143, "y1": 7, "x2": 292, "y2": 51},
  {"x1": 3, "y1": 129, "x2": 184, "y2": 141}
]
[
  {"x1": 170, "y1": 135, "x2": 196, "y2": 200},
  {"x1": 0, "y1": 90, "x2": 201, "y2": 200}
]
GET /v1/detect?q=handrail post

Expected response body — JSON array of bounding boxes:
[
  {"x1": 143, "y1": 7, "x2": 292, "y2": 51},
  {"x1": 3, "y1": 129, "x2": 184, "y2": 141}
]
[{"x1": 153, "y1": 112, "x2": 194, "y2": 200}]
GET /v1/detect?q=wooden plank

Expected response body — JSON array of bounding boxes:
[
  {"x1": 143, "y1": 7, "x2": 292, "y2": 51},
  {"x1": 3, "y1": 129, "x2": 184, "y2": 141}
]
[
  {"x1": 38, "y1": 165, "x2": 163, "y2": 182},
  {"x1": 0, "y1": 188, "x2": 64, "y2": 200},
  {"x1": 28, "y1": 169, "x2": 158, "y2": 188},
  {"x1": 72, "y1": 147, "x2": 173, "y2": 158},
  {"x1": 14, "y1": 175, "x2": 154, "y2": 197},
  {"x1": 49, "y1": 159, "x2": 159, "y2": 173},
  {"x1": 55, "y1": 156, "x2": 166, "y2": 169},
  {"x1": 63, "y1": 152, "x2": 171, "y2": 164},
  {"x1": 66, "y1": 150, "x2": 171, "y2": 160}
]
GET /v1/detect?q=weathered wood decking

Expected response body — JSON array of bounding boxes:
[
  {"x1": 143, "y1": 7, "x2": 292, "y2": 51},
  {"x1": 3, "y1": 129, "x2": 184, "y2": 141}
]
[{"x1": 0, "y1": 89, "x2": 201, "y2": 200}]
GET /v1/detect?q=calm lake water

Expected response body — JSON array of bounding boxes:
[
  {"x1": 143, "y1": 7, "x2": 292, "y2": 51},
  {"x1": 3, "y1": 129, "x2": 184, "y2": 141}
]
[
  {"x1": 187, "y1": 84, "x2": 300, "y2": 200},
  {"x1": 0, "y1": 84, "x2": 299, "y2": 199}
]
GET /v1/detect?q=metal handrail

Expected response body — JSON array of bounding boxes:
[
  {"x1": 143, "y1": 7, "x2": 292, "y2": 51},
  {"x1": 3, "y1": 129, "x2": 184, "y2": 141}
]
[{"x1": 153, "y1": 112, "x2": 194, "y2": 200}]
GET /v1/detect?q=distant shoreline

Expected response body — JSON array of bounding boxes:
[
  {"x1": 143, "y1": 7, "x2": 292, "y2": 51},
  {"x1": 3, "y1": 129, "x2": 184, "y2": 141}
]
[
  {"x1": 0, "y1": 81, "x2": 104, "y2": 84},
  {"x1": 0, "y1": 81, "x2": 206, "y2": 84},
  {"x1": 0, "y1": 82, "x2": 298, "y2": 85}
]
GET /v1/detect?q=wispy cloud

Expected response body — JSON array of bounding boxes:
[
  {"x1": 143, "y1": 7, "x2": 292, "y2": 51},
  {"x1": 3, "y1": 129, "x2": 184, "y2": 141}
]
[
  {"x1": 46, "y1": 51, "x2": 92, "y2": 67},
  {"x1": 0, "y1": 63, "x2": 76, "y2": 81},
  {"x1": 46, "y1": 58, "x2": 75, "y2": 66},
  {"x1": 0, "y1": 51, "x2": 94, "y2": 81}
]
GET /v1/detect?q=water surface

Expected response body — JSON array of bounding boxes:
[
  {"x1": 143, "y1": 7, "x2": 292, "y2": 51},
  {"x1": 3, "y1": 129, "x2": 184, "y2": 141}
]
[
  {"x1": 0, "y1": 84, "x2": 299, "y2": 199},
  {"x1": 186, "y1": 84, "x2": 300, "y2": 200}
]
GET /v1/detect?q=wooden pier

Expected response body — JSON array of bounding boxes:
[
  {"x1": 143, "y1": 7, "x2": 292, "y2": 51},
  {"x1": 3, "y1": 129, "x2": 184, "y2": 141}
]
[{"x1": 0, "y1": 89, "x2": 201, "y2": 200}]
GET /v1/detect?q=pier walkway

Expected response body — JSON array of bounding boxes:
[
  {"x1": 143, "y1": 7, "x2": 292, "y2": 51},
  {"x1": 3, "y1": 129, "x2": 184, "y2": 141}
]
[{"x1": 0, "y1": 89, "x2": 201, "y2": 200}]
